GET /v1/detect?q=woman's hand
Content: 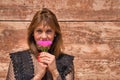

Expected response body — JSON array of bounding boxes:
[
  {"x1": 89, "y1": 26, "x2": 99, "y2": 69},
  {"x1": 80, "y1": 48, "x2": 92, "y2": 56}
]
[
  {"x1": 40, "y1": 52, "x2": 57, "y2": 72},
  {"x1": 40, "y1": 52, "x2": 60, "y2": 79},
  {"x1": 33, "y1": 54, "x2": 47, "y2": 80}
]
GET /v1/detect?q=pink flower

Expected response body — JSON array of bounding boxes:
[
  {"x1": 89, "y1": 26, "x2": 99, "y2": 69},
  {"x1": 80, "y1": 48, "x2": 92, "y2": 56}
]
[
  {"x1": 37, "y1": 40, "x2": 52, "y2": 52},
  {"x1": 37, "y1": 40, "x2": 52, "y2": 47}
]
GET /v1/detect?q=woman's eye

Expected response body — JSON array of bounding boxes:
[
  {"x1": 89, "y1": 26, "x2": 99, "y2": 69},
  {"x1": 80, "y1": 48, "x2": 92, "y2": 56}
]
[
  {"x1": 36, "y1": 29, "x2": 42, "y2": 33},
  {"x1": 46, "y1": 29, "x2": 52, "y2": 33}
]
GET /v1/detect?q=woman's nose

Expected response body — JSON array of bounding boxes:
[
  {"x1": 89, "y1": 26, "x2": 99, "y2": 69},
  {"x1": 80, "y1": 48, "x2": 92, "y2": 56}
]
[{"x1": 41, "y1": 32, "x2": 47, "y2": 39}]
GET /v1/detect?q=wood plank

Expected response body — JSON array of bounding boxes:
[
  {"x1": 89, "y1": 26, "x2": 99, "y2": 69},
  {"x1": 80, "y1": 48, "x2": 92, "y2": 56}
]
[
  {"x1": 61, "y1": 22, "x2": 120, "y2": 44},
  {"x1": 0, "y1": 0, "x2": 120, "y2": 21},
  {"x1": 0, "y1": 0, "x2": 43, "y2": 20},
  {"x1": 45, "y1": 0, "x2": 120, "y2": 21}
]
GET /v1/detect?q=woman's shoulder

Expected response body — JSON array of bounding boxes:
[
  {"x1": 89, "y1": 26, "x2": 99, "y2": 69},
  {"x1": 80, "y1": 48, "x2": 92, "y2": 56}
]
[
  {"x1": 10, "y1": 49, "x2": 30, "y2": 55},
  {"x1": 56, "y1": 53, "x2": 74, "y2": 77},
  {"x1": 57, "y1": 53, "x2": 74, "y2": 61},
  {"x1": 57, "y1": 53, "x2": 74, "y2": 66},
  {"x1": 9, "y1": 49, "x2": 34, "y2": 79},
  {"x1": 9, "y1": 49, "x2": 31, "y2": 61}
]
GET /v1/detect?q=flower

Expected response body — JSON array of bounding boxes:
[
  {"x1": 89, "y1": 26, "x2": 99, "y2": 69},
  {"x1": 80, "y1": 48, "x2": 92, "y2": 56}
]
[
  {"x1": 37, "y1": 40, "x2": 52, "y2": 62},
  {"x1": 37, "y1": 40, "x2": 52, "y2": 52}
]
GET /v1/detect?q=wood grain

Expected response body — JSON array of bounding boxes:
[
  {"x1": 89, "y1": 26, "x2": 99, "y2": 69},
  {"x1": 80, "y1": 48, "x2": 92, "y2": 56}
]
[{"x1": 0, "y1": 0, "x2": 120, "y2": 80}]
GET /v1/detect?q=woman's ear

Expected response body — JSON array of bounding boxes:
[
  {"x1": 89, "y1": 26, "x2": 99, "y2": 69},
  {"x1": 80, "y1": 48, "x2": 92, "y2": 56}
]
[{"x1": 54, "y1": 34, "x2": 56, "y2": 37}]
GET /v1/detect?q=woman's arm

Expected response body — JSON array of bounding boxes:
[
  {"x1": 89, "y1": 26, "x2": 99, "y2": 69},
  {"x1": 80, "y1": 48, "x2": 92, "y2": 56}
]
[
  {"x1": 52, "y1": 70, "x2": 74, "y2": 80},
  {"x1": 65, "y1": 66, "x2": 74, "y2": 80},
  {"x1": 6, "y1": 61, "x2": 15, "y2": 80},
  {"x1": 51, "y1": 69, "x2": 62, "y2": 80},
  {"x1": 52, "y1": 64, "x2": 74, "y2": 80}
]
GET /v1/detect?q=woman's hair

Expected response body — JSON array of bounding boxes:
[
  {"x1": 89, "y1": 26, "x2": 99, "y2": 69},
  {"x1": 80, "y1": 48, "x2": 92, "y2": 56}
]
[{"x1": 27, "y1": 8, "x2": 63, "y2": 58}]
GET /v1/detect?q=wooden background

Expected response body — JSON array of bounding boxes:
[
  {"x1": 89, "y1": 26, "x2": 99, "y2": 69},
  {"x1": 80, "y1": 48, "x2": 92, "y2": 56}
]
[{"x1": 0, "y1": 0, "x2": 120, "y2": 80}]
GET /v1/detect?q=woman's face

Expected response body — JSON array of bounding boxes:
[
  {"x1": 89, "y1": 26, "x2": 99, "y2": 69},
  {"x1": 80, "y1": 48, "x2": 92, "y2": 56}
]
[{"x1": 33, "y1": 24, "x2": 55, "y2": 44}]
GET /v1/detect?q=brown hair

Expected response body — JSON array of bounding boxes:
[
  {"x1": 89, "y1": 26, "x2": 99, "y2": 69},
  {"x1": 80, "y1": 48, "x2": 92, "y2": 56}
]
[{"x1": 27, "y1": 8, "x2": 64, "y2": 58}]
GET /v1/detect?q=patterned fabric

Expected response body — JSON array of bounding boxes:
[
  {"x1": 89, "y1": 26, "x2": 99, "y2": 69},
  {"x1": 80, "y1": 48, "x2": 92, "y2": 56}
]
[
  {"x1": 9, "y1": 50, "x2": 74, "y2": 80},
  {"x1": 56, "y1": 54, "x2": 74, "y2": 80},
  {"x1": 10, "y1": 50, "x2": 34, "y2": 80}
]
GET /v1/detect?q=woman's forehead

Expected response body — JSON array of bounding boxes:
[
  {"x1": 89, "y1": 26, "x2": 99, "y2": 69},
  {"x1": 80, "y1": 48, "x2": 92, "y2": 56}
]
[
  {"x1": 35, "y1": 20, "x2": 56, "y2": 30},
  {"x1": 36, "y1": 24, "x2": 52, "y2": 29}
]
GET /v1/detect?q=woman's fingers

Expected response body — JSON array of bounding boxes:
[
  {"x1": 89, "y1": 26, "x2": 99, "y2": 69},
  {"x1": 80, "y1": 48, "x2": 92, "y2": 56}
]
[
  {"x1": 38, "y1": 52, "x2": 58, "y2": 78},
  {"x1": 38, "y1": 52, "x2": 55, "y2": 65},
  {"x1": 40, "y1": 52, "x2": 53, "y2": 58},
  {"x1": 38, "y1": 62, "x2": 47, "y2": 68},
  {"x1": 38, "y1": 52, "x2": 50, "y2": 62},
  {"x1": 40, "y1": 57, "x2": 53, "y2": 64},
  {"x1": 38, "y1": 52, "x2": 57, "y2": 73}
]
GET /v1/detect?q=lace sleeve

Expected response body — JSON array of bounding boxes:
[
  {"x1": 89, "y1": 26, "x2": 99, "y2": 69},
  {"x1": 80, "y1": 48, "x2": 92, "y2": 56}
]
[
  {"x1": 65, "y1": 64, "x2": 74, "y2": 80},
  {"x1": 56, "y1": 53, "x2": 74, "y2": 80},
  {"x1": 6, "y1": 61, "x2": 15, "y2": 80},
  {"x1": 56, "y1": 64, "x2": 74, "y2": 80}
]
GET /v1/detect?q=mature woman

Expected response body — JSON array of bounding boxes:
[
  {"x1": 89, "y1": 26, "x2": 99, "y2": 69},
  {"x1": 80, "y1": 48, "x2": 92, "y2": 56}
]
[{"x1": 6, "y1": 8, "x2": 74, "y2": 80}]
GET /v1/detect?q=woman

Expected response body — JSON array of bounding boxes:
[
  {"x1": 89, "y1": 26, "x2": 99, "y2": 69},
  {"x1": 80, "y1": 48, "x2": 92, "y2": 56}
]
[{"x1": 6, "y1": 8, "x2": 74, "y2": 80}]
